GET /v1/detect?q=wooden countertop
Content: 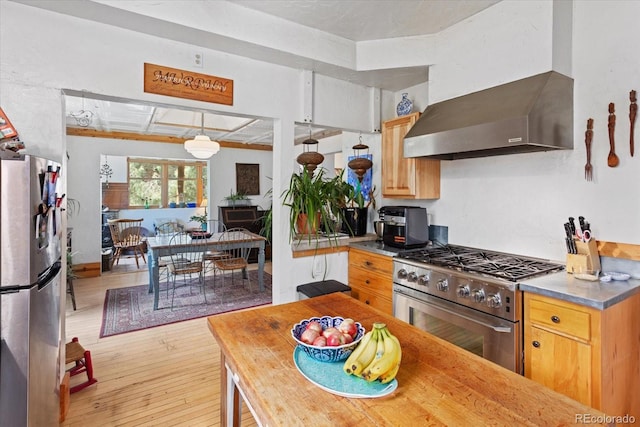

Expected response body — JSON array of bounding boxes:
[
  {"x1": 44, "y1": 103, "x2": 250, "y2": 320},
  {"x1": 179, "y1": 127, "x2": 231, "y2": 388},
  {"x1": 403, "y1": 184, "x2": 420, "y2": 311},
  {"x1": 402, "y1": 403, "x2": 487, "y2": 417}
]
[{"x1": 207, "y1": 293, "x2": 611, "y2": 426}]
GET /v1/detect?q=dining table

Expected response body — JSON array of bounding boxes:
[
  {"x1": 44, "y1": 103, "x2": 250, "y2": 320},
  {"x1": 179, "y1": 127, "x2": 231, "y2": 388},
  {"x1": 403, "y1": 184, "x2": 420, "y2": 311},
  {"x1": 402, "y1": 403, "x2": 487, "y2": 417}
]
[
  {"x1": 207, "y1": 292, "x2": 613, "y2": 427},
  {"x1": 147, "y1": 229, "x2": 266, "y2": 310}
]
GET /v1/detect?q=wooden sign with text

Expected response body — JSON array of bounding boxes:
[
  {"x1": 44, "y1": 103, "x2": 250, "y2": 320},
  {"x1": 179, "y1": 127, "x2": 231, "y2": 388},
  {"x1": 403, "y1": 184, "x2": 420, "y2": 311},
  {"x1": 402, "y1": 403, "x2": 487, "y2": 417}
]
[{"x1": 143, "y1": 63, "x2": 233, "y2": 105}]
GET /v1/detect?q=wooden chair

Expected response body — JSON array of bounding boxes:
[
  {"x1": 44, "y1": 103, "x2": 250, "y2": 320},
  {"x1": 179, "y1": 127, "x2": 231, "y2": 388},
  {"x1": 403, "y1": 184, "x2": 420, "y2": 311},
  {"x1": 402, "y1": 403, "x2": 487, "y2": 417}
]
[
  {"x1": 203, "y1": 220, "x2": 229, "y2": 292},
  {"x1": 65, "y1": 337, "x2": 98, "y2": 393},
  {"x1": 167, "y1": 232, "x2": 207, "y2": 310},
  {"x1": 213, "y1": 228, "x2": 254, "y2": 299},
  {"x1": 107, "y1": 218, "x2": 147, "y2": 268}
]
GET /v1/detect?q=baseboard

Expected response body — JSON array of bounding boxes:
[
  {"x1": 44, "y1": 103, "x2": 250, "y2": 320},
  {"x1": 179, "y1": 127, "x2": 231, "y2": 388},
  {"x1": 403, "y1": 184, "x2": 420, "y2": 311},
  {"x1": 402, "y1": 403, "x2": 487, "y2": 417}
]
[{"x1": 73, "y1": 262, "x2": 101, "y2": 278}]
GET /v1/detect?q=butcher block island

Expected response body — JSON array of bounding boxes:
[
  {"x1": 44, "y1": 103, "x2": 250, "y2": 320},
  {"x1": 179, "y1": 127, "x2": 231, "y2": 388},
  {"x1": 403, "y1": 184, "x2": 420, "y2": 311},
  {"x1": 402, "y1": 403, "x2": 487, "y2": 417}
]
[{"x1": 207, "y1": 293, "x2": 611, "y2": 426}]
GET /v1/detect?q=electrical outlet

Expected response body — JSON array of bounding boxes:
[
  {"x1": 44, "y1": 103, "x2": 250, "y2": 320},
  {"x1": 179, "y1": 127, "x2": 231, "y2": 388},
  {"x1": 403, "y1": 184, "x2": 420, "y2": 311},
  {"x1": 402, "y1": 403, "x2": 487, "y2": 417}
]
[{"x1": 193, "y1": 51, "x2": 203, "y2": 68}]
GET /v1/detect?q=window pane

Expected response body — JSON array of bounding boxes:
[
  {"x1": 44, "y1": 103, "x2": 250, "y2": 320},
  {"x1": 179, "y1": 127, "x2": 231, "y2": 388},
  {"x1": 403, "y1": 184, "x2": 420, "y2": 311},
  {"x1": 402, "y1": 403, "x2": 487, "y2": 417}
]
[
  {"x1": 130, "y1": 179, "x2": 161, "y2": 206},
  {"x1": 182, "y1": 180, "x2": 197, "y2": 204}
]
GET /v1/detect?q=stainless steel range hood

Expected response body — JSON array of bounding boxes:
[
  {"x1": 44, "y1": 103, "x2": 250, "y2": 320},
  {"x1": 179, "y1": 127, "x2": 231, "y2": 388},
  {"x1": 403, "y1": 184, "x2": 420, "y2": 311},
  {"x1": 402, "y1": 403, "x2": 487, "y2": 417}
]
[{"x1": 404, "y1": 71, "x2": 574, "y2": 160}]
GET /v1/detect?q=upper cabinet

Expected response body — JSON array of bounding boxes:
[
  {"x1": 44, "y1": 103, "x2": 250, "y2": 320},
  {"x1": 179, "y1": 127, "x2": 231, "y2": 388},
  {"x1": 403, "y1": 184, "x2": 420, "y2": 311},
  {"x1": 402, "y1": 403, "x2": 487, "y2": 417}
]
[{"x1": 381, "y1": 113, "x2": 440, "y2": 199}]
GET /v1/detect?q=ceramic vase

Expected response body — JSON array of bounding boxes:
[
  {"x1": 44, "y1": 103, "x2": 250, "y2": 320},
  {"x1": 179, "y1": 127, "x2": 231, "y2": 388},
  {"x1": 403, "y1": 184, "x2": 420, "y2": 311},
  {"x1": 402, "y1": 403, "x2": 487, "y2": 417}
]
[{"x1": 396, "y1": 93, "x2": 413, "y2": 116}]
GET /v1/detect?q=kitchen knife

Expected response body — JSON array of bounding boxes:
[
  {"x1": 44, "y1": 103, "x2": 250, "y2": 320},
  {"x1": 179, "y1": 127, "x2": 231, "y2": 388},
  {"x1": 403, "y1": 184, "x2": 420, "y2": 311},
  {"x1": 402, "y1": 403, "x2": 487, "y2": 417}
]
[
  {"x1": 568, "y1": 217, "x2": 577, "y2": 237},
  {"x1": 564, "y1": 223, "x2": 577, "y2": 254},
  {"x1": 631, "y1": 90, "x2": 637, "y2": 157},
  {"x1": 578, "y1": 216, "x2": 586, "y2": 232}
]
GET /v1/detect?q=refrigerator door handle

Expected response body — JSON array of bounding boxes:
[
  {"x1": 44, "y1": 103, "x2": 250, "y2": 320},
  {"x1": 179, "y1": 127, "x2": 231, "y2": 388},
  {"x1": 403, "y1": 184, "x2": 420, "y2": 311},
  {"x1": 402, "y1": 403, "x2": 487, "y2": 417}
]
[{"x1": 37, "y1": 260, "x2": 61, "y2": 290}]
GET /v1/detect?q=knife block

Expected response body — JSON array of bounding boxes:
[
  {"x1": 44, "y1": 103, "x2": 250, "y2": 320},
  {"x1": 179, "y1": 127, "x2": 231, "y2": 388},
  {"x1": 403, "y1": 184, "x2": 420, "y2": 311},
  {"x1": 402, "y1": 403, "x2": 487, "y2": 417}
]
[{"x1": 566, "y1": 239, "x2": 601, "y2": 273}]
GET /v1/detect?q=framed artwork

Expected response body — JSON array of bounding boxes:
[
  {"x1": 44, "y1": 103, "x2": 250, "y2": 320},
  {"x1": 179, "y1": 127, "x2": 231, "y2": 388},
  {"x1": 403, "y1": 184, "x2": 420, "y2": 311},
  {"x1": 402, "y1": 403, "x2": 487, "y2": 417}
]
[
  {"x1": 236, "y1": 163, "x2": 260, "y2": 195},
  {"x1": 347, "y1": 154, "x2": 373, "y2": 202}
]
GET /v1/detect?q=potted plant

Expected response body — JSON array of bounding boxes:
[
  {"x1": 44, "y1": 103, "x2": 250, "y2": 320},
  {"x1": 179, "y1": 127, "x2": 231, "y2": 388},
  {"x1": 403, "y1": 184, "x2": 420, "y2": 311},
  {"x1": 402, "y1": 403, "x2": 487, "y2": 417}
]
[
  {"x1": 189, "y1": 213, "x2": 208, "y2": 231},
  {"x1": 282, "y1": 168, "x2": 344, "y2": 243},
  {"x1": 223, "y1": 190, "x2": 250, "y2": 207},
  {"x1": 340, "y1": 181, "x2": 377, "y2": 237}
]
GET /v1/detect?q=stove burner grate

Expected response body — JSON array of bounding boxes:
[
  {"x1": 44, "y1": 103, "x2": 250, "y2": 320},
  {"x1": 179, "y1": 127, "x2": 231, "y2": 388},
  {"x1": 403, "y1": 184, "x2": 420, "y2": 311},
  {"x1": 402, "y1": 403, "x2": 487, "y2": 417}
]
[{"x1": 398, "y1": 245, "x2": 564, "y2": 282}]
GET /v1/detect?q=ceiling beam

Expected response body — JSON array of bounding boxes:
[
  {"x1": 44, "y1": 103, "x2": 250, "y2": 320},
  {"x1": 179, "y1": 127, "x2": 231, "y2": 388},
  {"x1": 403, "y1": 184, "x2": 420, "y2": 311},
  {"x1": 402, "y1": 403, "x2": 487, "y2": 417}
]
[
  {"x1": 66, "y1": 127, "x2": 273, "y2": 151},
  {"x1": 294, "y1": 129, "x2": 342, "y2": 145}
]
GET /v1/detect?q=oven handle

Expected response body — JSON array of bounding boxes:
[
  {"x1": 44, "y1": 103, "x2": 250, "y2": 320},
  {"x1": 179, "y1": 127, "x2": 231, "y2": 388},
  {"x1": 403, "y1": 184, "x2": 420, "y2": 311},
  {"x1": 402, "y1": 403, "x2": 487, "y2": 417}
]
[{"x1": 394, "y1": 286, "x2": 513, "y2": 333}]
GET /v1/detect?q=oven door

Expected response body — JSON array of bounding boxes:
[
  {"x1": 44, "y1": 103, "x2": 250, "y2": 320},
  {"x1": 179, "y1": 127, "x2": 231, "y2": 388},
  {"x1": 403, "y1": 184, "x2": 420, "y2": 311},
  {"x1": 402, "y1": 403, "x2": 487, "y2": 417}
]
[{"x1": 393, "y1": 284, "x2": 521, "y2": 374}]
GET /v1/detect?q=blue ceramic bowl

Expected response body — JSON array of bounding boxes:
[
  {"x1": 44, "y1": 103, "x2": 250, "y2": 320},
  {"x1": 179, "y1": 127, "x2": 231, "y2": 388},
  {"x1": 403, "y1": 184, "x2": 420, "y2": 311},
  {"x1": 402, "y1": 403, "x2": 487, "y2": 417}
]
[
  {"x1": 291, "y1": 316, "x2": 365, "y2": 363},
  {"x1": 187, "y1": 202, "x2": 197, "y2": 208}
]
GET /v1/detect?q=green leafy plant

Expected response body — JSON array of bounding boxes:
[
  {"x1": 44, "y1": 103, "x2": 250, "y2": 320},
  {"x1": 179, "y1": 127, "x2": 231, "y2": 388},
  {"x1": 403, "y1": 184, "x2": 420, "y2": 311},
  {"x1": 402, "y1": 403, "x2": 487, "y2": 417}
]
[
  {"x1": 223, "y1": 190, "x2": 249, "y2": 202},
  {"x1": 66, "y1": 250, "x2": 79, "y2": 280},
  {"x1": 259, "y1": 186, "x2": 273, "y2": 243},
  {"x1": 282, "y1": 168, "x2": 347, "y2": 244},
  {"x1": 189, "y1": 214, "x2": 207, "y2": 225}
]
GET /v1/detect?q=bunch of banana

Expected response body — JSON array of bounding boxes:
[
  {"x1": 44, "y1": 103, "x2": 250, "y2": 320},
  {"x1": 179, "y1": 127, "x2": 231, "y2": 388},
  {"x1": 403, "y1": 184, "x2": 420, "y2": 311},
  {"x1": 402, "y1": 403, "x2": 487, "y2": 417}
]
[{"x1": 342, "y1": 322, "x2": 401, "y2": 384}]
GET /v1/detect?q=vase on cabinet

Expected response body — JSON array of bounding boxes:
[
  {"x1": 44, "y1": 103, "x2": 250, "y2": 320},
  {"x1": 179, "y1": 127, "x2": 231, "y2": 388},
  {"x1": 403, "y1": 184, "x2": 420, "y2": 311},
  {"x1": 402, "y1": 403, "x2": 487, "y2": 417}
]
[{"x1": 396, "y1": 93, "x2": 413, "y2": 116}]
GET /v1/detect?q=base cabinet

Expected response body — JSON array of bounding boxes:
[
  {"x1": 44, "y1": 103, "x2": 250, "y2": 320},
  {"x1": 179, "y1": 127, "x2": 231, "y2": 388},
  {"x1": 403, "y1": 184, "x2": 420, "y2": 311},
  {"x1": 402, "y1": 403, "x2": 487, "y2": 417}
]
[
  {"x1": 348, "y1": 248, "x2": 392, "y2": 314},
  {"x1": 524, "y1": 292, "x2": 640, "y2": 420}
]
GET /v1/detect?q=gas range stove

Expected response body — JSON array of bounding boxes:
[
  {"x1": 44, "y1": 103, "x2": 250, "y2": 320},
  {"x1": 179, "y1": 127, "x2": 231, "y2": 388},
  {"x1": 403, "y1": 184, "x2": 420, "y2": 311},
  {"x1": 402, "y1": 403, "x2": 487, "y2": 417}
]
[
  {"x1": 396, "y1": 244, "x2": 564, "y2": 282},
  {"x1": 393, "y1": 244, "x2": 564, "y2": 321}
]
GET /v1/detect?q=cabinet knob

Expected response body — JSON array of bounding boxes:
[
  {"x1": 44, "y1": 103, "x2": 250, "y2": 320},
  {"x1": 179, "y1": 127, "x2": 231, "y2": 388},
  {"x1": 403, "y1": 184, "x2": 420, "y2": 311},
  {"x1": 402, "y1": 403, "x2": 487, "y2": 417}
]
[
  {"x1": 365, "y1": 261, "x2": 372, "y2": 266},
  {"x1": 365, "y1": 279, "x2": 370, "y2": 284},
  {"x1": 365, "y1": 300, "x2": 370, "y2": 305},
  {"x1": 532, "y1": 341, "x2": 541, "y2": 348},
  {"x1": 551, "y1": 315, "x2": 560, "y2": 324}
]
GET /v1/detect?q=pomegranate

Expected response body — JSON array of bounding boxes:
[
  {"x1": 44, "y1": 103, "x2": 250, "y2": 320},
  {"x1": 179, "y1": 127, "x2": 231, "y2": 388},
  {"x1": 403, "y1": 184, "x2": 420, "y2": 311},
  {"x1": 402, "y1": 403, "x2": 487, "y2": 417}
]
[
  {"x1": 340, "y1": 333, "x2": 354, "y2": 344},
  {"x1": 306, "y1": 321, "x2": 323, "y2": 333},
  {"x1": 300, "y1": 328, "x2": 319, "y2": 344},
  {"x1": 338, "y1": 318, "x2": 357, "y2": 338},
  {"x1": 326, "y1": 332, "x2": 342, "y2": 347},
  {"x1": 312, "y1": 336, "x2": 327, "y2": 347},
  {"x1": 322, "y1": 327, "x2": 340, "y2": 339}
]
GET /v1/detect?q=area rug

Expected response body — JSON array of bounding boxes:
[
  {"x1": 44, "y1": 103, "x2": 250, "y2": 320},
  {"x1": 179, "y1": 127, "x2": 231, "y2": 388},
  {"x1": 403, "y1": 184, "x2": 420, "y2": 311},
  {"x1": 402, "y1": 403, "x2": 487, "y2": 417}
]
[{"x1": 100, "y1": 270, "x2": 272, "y2": 337}]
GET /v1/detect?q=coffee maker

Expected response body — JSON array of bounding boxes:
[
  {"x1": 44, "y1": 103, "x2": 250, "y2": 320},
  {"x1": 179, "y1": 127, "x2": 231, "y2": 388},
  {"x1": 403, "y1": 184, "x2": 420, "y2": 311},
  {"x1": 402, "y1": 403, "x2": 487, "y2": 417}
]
[{"x1": 379, "y1": 206, "x2": 429, "y2": 248}]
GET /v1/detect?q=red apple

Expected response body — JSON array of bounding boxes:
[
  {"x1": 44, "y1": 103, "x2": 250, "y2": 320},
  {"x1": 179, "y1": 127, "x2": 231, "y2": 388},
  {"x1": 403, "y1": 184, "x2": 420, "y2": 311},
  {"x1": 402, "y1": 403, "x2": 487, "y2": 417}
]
[
  {"x1": 306, "y1": 321, "x2": 322, "y2": 333},
  {"x1": 326, "y1": 332, "x2": 342, "y2": 347},
  {"x1": 312, "y1": 336, "x2": 327, "y2": 347},
  {"x1": 300, "y1": 328, "x2": 319, "y2": 344},
  {"x1": 322, "y1": 327, "x2": 340, "y2": 339},
  {"x1": 338, "y1": 319, "x2": 357, "y2": 338}
]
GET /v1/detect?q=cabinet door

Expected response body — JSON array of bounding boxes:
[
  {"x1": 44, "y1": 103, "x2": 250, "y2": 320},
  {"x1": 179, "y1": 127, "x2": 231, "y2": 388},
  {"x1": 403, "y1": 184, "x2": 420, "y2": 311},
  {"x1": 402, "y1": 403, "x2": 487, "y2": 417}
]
[
  {"x1": 527, "y1": 326, "x2": 592, "y2": 407},
  {"x1": 381, "y1": 113, "x2": 440, "y2": 199},
  {"x1": 381, "y1": 113, "x2": 420, "y2": 197},
  {"x1": 349, "y1": 285, "x2": 392, "y2": 314}
]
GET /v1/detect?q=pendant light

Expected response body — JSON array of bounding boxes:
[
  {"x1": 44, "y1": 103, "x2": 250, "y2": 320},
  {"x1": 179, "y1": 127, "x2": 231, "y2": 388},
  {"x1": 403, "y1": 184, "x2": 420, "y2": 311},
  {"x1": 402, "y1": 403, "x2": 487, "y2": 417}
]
[
  {"x1": 347, "y1": 134, "x2": 373, "y2": 182},
  {"x1": 184, "y1": 112, "x2": 220, "y2": 159},
  {"x1": 296, "y1": 125, "x2": 324, "y2": 174}
]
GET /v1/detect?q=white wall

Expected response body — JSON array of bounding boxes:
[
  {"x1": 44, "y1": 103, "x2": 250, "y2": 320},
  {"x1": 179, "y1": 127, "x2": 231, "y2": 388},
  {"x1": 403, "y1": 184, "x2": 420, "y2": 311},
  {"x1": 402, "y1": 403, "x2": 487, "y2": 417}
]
[
  {"x1": 1, "y1": 1, "x2": 383, "y2": 307},
  {"x1": 5, "y1": 1, "x2": 640, "y2": 309},
  {"x1": 379, "y1": 1, "x2": 640, "y2": 263}
]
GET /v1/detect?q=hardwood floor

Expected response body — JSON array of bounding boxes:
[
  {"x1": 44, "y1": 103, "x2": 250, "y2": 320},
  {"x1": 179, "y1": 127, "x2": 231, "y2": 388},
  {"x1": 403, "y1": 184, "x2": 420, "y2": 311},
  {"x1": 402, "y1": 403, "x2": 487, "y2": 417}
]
[{"x1": 62, "y1": 259, "x2": 266, "y2": 426}]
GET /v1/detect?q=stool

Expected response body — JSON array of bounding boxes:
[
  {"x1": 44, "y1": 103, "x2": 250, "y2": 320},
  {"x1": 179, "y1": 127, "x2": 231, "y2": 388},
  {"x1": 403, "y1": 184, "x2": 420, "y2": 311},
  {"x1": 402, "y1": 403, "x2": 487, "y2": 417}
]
[
  {"x1": 65, "y1": 337, "x2": 98, "y2": 393},
  {"x1": 296, "y1": 280, "x2": 351, "y2": 300}
]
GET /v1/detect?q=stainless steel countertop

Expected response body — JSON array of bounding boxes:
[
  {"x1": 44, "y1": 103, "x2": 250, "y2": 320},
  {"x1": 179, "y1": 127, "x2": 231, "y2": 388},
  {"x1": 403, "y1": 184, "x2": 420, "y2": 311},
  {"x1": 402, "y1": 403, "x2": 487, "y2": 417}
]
[
  {"x1": 348, "y1": 240, "x2": 405, "y2": 257},
  {"x1": 520, "y1": 272, "x2": 640, "y2": 310}
]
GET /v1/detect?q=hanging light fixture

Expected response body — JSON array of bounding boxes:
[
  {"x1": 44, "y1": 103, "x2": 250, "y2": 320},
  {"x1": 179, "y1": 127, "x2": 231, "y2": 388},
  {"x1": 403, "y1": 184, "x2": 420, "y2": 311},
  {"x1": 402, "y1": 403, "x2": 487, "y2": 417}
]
[
  {"x1": 296, "y1": 125, "x2": 324, "y2": 174},
  {"x1": 347, "y1": 134, "x2": 373, "y2": 182},
  {"x1": 100, "y1": 155, "x2": 113, "y2": 187},
  {"x1": 184, "y1": 112, "x2": 220, "y2": 159}
]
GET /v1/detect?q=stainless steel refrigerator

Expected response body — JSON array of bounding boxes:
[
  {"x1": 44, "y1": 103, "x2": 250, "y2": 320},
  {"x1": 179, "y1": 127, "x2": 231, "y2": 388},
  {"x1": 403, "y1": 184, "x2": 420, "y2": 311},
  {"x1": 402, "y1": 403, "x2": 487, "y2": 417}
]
[{"x1": 0, "y1": 152, "x2": 62, "y2": 426}]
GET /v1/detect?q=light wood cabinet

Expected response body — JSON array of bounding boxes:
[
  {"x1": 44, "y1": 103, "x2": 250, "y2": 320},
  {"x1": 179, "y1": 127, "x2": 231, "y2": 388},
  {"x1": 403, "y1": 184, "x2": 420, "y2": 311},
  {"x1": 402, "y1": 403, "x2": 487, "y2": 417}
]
[
  {"x1": 524, "y1": 292, "x2": 640, "y2": 419},
  {"x1": 348, "y1": 248, "x2": 393, "y2": 314},
  {"x1": 381, "y1": 112, "x2": 440, "y2": 199}
]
